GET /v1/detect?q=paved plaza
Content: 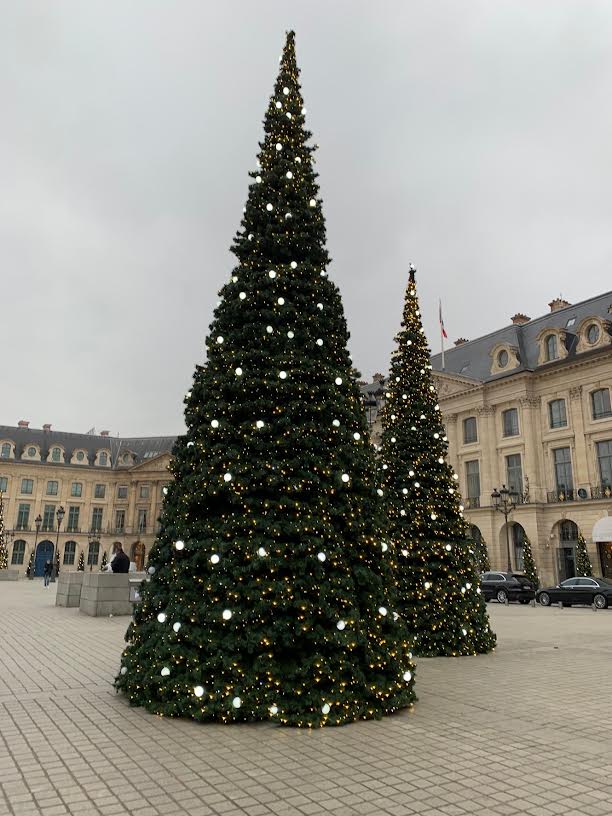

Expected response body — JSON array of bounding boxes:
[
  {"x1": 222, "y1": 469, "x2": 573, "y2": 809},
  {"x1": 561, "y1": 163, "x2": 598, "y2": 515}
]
[{"x1": 1, "y1": 583, "x2": 611, "y2": 816}]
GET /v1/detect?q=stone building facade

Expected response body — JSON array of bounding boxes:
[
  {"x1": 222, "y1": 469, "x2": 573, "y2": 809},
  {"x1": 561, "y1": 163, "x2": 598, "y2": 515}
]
[
  {"x1": 0, "y1": 424, "x2": 175, "y2": 576},
  {"x1": 363, "y1": 291, "x2": 612, "y2": 585}
]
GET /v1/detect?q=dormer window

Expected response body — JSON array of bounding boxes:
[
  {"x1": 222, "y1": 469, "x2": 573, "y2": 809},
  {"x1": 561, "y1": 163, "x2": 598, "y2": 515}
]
[
  {"x1": 545, "y1": 335, "x2": 558, "y2": 361},
  {"x1": 76, "y1": 451, "x2": 85, "y2": 462},
  {"x1": 497, "y1": 350, "x2": 508, "y2": 368},
  {"x1": 27, "y1": 447, "x2": 36, "y2": 457},
  {"x1": 1, "y1": 442, "x2": 12, "y2": 459},
  {"x1": 99, "y1": 452, "x2": 108, "y2": 466},
  {"x1": 50, "y1": 447, "x2": 62, "y2": 463},
  {"x1": 587, "y1": 324, "x2": 600, "y2": 345}
]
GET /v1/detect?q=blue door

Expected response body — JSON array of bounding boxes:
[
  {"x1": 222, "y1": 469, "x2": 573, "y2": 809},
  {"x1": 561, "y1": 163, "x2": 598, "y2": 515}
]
[{"x1": 35, "y1": 541, "x2": 54, "y2": 577}]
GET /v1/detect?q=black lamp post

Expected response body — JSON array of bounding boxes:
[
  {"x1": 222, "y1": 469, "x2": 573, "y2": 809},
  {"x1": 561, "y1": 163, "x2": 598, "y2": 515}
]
[
  {"x1": 51, "y1": 506, "x2": 65, "y2": 582},
  {"x1": 491, "y1": 485, "x2": 518, "y2": 572},
  {"x1": 30, "y1": 514, "x2": 42, "y2": 579}
]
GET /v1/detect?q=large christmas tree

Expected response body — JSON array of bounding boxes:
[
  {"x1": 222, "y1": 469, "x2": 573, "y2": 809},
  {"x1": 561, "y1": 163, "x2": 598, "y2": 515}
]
[
  {"x1": 116, "y1": 31, "x2": 415, "y2": 727},
  {"x1": 379, "y1": 267, "x2": 496, "y2": 657},
  {"x1": 0, "y1": 493, "x2": 8, "y2": 570}
]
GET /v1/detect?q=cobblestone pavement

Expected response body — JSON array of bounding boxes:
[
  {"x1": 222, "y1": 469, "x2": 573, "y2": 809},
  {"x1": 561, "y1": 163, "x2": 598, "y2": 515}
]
[{"x1": 1, "y1": 582, "x2": 612, "y2": 816}]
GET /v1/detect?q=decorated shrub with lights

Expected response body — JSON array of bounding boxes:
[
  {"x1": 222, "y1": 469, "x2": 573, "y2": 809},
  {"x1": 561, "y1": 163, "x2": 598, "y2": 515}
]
[
  {"x1": 116, "y1": 31, "x2": 415, "y2": 727},
  {"x1": 575, "y1": 532, "x2": 593, "y2": 577},
  {"x1": 379, "y1": 268, "x2": 496, "y2": 657},
  {"x1": 0, "y1": 493, "x2": 7, "y2": 570}
]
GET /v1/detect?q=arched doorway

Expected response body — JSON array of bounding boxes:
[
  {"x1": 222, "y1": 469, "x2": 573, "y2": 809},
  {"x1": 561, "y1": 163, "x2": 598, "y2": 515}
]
[
  {"x1": 132, "y1": 541, "x2": 145, "y2": 571},
  {"x1": 593, "y1": 516, "x2": 612, "y2": 578},
  {"x1": 556, "y1": 519, "x2": 578, "y2": 581},
  {"x1": 35, "y1": 540, "x2": 54, "y2": 577}
]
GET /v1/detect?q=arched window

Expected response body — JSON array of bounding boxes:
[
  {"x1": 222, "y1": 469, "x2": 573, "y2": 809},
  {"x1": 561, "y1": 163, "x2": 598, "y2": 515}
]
[
  {"x1": 63, "y1": 541, "x2": 77, "y2": 565},
  {"x1": 11, "y1": 540, "x2": 26, "y2": 565},
  {"x1": 559, "y1": 520, "x2": 578, "y2": 543},
  {"x1": 99, "y1": 452, "x2": 108, "y2": 466},
  {"x1": 51, "y1": 447, "x2": 62, "y2": 462},
  {"x1": 87, "y1": 541, "x2": 100, "y2": 566},
  {"x1": 0, "y1": 442, "x2": 11, "y2": 459},
  {"x1": 545, "y1": 335, "x2": 558, "y2": 361},
  {"x1": 512, "y1": 524, "x2": 526, "y2": 571}
]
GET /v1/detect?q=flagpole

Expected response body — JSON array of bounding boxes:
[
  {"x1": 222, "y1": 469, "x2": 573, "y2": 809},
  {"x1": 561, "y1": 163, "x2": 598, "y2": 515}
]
[{"x1": 439, "y1": 299, "x2": 445, "y2": 371}]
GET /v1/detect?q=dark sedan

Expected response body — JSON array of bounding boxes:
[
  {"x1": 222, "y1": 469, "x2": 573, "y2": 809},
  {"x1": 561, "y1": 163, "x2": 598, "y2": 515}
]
[
  {"x1": 480, "y1": 572, "x2": 536, "y2": 604},
  {"x1": 537, "y1": 577, "x2": 612, "y2": 609}
]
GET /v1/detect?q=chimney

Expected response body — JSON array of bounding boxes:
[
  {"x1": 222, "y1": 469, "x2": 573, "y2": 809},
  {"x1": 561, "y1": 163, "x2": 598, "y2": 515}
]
[
  {"x1": 549, "y1": 298, "x2": 571, "y2": 313},
  {"x1": 511, "y1": 313, "x2": 531, "y2": 325},
  {"x1": 100, "y1": 430, "x2": 110, "y2": 437},
  {"x1": 17, "y1": 420, "x2": 29, "y2": 428},
  {"x1": 454, "y1": 338, "x2": 469, "y2": 346},
  {"x1": 43, "y1": 424, "x2": 51, "y2": 431}
]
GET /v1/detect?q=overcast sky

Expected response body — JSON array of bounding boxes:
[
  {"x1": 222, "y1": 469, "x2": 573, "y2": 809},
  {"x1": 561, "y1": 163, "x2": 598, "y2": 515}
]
[{"x1": 3, "y1": 1, "x2": 612, "y2": 436}]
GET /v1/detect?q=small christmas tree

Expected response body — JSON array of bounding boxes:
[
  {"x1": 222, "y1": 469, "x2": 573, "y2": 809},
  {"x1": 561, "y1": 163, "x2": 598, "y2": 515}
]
[
  {"x1": 26, "y1": 550, "x2": 35, "y2": 578},
  {"x1": 101, "y1": 551, "x2": 108, "y2": 571},
  {"x1": 77, "y1": 550, "x2": 85, "y2": 572},
  {"x1": 379, "y1": 267, "x2": 496, "y2": 657},
  {"x1": 575, "y1": 532, "x2": 593, "y2": 577},
  {"x1": 54, "y1": 549, "x2": 60, "y2": 578},
  {"x1": 470, "y1": 529, "x2": 490, "y2": 573},
  {"x1": 522, "y1": 534, "x2": 539, "y2": 589},
  {"x1": 0, "y1": 493, "x2": 8, "y2": 570},
  {"x1": 116, "y1": 31, "x2": 416, "y2": 727}
]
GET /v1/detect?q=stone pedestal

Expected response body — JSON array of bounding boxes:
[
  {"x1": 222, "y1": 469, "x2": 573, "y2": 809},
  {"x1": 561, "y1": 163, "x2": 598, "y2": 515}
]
[
  {"x1": 0, "y1": 569, "x2": 19, "y2": 581},
  {"x1": 80, "y1": 572, "x2": 133, "y2": 617},
  {"x1": 56, "y1": 571, "x2": 84, "y2": 607}
]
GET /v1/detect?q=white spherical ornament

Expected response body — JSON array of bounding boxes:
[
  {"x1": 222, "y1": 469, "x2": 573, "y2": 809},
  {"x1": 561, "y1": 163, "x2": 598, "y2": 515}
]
[
  {"x1": 434, "y1": 433, "x2": 440, "y2": 439},
  {"x1": 210, "y1": 554, "x2": 220, "y2": 564},
  {"x1": 148, "y1": 566, "x2": 156, "y2": 574},
  {"x1": 316, "y1": 339, "x2": 323, "y2": 346},
  {"x1": 424, "y1": 581, "x2": 431, "y2": 590},
  {"x1": 438, "y1": 457, "x2": 444, "y2": 464},
  {"x1": 194, "y1": 685, "x2": 205, "y2": 698},
  {"x1": 466, "y1": 582, "x2": 472, "y2": 590},
  {"x1": 402, "y1": 394, "x2": 407, "y2": 401},
  {"x1": 269, "y1": 269, "x2": 276, "y2": 278},
  {"x1": 286, "y1": 171, "x2": 293, "y2": 179},
  {"x1": 391, "y1": 437, "x2": 396, "y2": 443},
  {"x1": 401, "y1": 549, "x2": 408, "y2": 557},
  {"x1": 332, "y1": 419, "x2": 340, "y2": 427},
  {"x1": 407, "y1": 340, "x2": 412, "y2": 346},
  {"x1": 235, "y1": 367, "x2": 243, "y2": 376},
  {"x1": 175, "y1": 540, "x2": 185, "y2": 551},
  {"x1": 275, "y1": 101, "x2": 282, "y2": 109},
  {"x1": 453, "y1": 474, "x2": 459, "y2": 481},
  {"x1": 187, "y1": 441, "x2": 194, "y2": 447},
  {"x1": 256, "y1": 420, "x2": 265, "y2": 429},
  {"x1": 211, "y1": 419, "x2": 219, "y2": 428},
  {"x1": 445, "y1": 544, "x2": 452, "y2": 551},
  {"x1": 224, "y1": 473, "x2": 232, "y2": 482},
  {"x1": 477, "y1": 587, "x2": 482, "y2": 594},
  {"x1": 270, "y1": 704, "x2": 278, "y2": 715},
  {"x1": 295, "y1": 156, "x2": 301, "y2": 163},
  {"x1": 222, "y1": 609, "x2": 232, "y2": 621},
  {"x1": 161, "y1": 667, "x2": 170, "y2": 677},
  {"x1": 378, "y1": 606, "x2": 388, "y2": 616},
  {"x1": 321, "y1": 703, "x2": 331, "y2": 715},
  {"x1": 290, "y1": 261, "x2": 297, "y2": 269},
  {"x1": 353, "y1": 432, "x2": 361, "y2": 440},
  {"x1": 414, "y1": 481, "x2": 420, "y2": 488},
  {"x1": 317, "y1": 303, "x2": 323, "y2": 310},
  {"x1": 335, "y1": 377, "x2": 343, "y2": 385},
  {"x1": 216, "y1": 336, "x2": 224, "y2": 344},
  {"x1": 459, "y1": 505, "x2": 464, "y2": 512},
  {"x1": 403, "y1": 670, "x2": 412, "y2": 682},
  {"x1": 239, "y1": 291, "x2": 246, "y2": 300},
  {"x1": 341, "y1": 474, "x2": 350, "y2": 483},
  {"x1": 317, "y1": 552, "x2": 326, "y2": 562},
  {"x1": 336, "y1": 620, "x2": 346, "y2": 631},
  {"x1": 120, "y1": 666, "x2": 127, "y2": 675},
  {"x1": 382, "y1": 464, "x2": 388, "y2": 470},
  {"x1": 157, "y1": 613, "x2": 167, "y2": 623},
  {"x1": 461, "y1": 587, "x2": 466, "y2": 594},
  {"x1": 277, "y1": 297, "x2": 285, "y2": 305},
  {"x1": 400, "y1": 509, "x2": 406, "y2": 516},
  {"x1": 462, "y1": 628, "x2": 468, "y2": 636},
  {"x1": 408, "y1": 470, "x2": 415, "y2": 477},
  {"x1": 266, "y1": 325, "x2": 273, "y2": 334},
  {"x1": 431, "y1": 513, "x2": 437, "y2": 520},
  {"x1": 381, "y1": 542, "x2": 388, "y2": 552},
  {"x1": 287, "y1": 331, "x2": 294, "y2": 339},
  {"x1": 279, "y1": 371, "x2": 287, "y2": 379},
  {"x1": 275, "y1": 143, "x2": 282, "y2": 151},
  {"x1": 232, "y1": 276, "x2": 238, "y2": 282},
  {"x1": 255, "y1": 176, "x2": 262, "y2": 184},
  {"x1": 377, "y1": 488, "x2": 383, "y2": 497},
  {"x1": 283, "y1": 86, "x2": 289, "y2": 95},
  {"x1": 248, "y1": 233, "x2": 253, "y2": 240},
  {"x1": 309, "y1": 199, "x2": 316, "y2": 207},
  {"x1": 258, "y1": 547, "x2": 267, "y2": 557},
  {"x1": 285, "y1": 212, "x2": 292, "y2": 219},
  {"x1": 266, "y1": 203, "x2": 273, "y2": 211},
  {"x1": 173, "y1": 622, "x2": 181, "y2": 632},
  {"x1": 402, "y1": 488, "x2": 408, "y2": 495},
  {"x1": 232, "y1": 696, "x2": 242, "y2": 708},
  {"x1": 162, "y1": 486, "x2": 168, "y2": 495}
]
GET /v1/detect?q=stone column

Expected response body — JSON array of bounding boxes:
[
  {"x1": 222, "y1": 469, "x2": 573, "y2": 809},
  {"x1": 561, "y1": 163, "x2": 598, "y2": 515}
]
[
  {"x1": 569, "y1": 386, "x2": 590, "y2": 490},
  {"x1": 477, "y1": 405, "x2": 498, "y2": 497},
  {"x1": 519, "y1": 397, "x2": 542, "y2": 503}
]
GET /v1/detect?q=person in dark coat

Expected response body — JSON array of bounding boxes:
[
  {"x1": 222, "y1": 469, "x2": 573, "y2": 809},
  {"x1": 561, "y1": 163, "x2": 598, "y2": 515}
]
[
  {"x1": 43, "y1": 560, "x2": 52, "y2": 587},
  {"x1": 111, "y1": 544, "x2": 130, "y2": 574}
]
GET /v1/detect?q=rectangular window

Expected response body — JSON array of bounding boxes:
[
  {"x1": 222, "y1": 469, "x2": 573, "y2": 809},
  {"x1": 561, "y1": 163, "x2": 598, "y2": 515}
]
[
  {"x1": 548, "y1": 399, "x2": 567, "y2": 429},
  {"x1": 0, "y1": 443, "x2": 11, "y2": 459},
  {"x1": 94, "y1": 484, "x2": 106, "y2": 499},
  {"x1": 16, "y1": 503, "x2": 30, "y2": 530},
  {"x1": 465, "y1": 460, "x2": 481, "y2": 508},
  {"x1": 87, "y1": 541, "x2": 100, "y2": 566},
  {"x1": 51, "y1": 448, "x2": 61, "y2": 462},
  {"x1": 42, "y1": 504, "x2": 56, "y2": 532},
  {"x1": 463, "y1": 417, "x2": 478, "y2": 444},
  {"x1": 0, "y1": 476, "x2": 7, "y2": 492},
  {"x1": 91, "y1": 507, "x2": 103, "y2": 532},
  {"x1": 597, "y1": 440, "x2": 612, "y2": 487},
  {"x1": 11, "y1": 540, "x2": 25, "y2": 565},
  {"x1": 553, "y1": 447, "x2": 574, "y2": 492},
  {"x1": 138, "y1": 509, "x2": 148, "y2": 532},
  {"x1": 592, "y1": 389, "x2": 612, "y2": 420},
  {"x1": 139, "y1": 484, "x2": 150, "y2": 499},
  {"x1": 71, "y1": 482, "x2": 82, "y2": 497},
  {"x1": 115, "y1": 509, "x2": 126, "y2": 533},
  {"x1": 117, "y1": 485, "x2": 128, "y2": 500},
  {"x1": 46, "y1": 480, "x2": 59, "y2": 496},
  {"x1": 505, "y1": 453, "x2": 523, "y2": 496},
  {"x1": 67, "y1": 506, "x2": 80, "y2": 533},
  {"x1": 63, "y1": 541, "x2": 76, "y2": 565},
  {"x1": 21, "y1": 478, "x2": 33, "y2": 495},
  {"x1": 502, "y1": 408, "x2": 519, "y2": 437}
]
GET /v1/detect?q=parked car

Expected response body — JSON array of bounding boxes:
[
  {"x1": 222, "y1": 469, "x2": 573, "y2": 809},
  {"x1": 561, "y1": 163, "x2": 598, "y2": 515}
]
[
  {"x1": 480, "y1": 572, "x2": 536, "y2": 604},
  {"x1": 537, "y1": 577, "x2": 612, "y2": 609}
]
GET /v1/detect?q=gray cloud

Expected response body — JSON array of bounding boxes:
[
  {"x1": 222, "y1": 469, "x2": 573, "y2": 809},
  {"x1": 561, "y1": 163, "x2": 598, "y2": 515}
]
[{"x1": 2, "y1": 1, "x2": 612, "y2": 435}]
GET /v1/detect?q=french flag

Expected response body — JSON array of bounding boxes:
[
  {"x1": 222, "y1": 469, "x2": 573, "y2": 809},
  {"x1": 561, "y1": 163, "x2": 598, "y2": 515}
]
[{"x1": 439, "y1": 300, "x2": 448, "y2": 339}]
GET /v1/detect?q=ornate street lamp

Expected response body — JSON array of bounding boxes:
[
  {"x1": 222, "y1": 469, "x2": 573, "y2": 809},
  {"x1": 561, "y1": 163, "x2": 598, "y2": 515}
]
[
  {"x1": 491, "y1": 485, "x2": 519, "y2": 572},
  {"x1": 51, "y1": 506, "x2": 65, "y2": 583},
  {"x1": 30, "y1": 514, "x2": 42, "y2": 579}
]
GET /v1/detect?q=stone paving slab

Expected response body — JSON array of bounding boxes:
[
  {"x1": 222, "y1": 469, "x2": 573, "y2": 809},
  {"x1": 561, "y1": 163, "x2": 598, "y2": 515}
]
[{"x1": 1, "y1": 582, "x2": 611, "y2": 815}]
